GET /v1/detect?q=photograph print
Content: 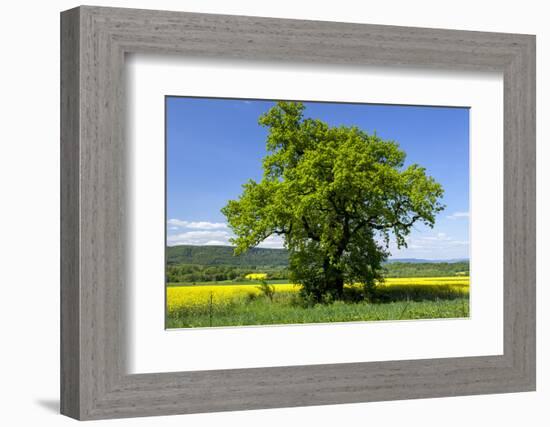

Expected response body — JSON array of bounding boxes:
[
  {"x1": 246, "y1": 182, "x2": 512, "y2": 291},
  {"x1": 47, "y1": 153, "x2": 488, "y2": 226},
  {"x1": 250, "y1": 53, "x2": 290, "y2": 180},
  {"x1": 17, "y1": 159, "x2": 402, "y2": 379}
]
[{"x1": 165, "y1": 97, "x2": 470, "y2": 329}]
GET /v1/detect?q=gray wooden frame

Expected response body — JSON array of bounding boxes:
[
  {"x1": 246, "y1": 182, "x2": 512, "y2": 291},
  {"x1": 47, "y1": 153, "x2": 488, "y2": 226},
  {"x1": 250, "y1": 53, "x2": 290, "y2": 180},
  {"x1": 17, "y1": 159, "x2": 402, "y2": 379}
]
[{"x1": 60, "y1": 5, "x2": 536, "y2": 420}]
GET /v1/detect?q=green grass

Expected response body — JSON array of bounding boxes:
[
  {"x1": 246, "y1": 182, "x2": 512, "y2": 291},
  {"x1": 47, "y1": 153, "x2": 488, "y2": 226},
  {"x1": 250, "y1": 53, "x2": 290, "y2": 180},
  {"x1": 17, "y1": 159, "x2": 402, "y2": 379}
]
[{"x1": 166, "y1": 291, "x2": 469, "y2": 328}]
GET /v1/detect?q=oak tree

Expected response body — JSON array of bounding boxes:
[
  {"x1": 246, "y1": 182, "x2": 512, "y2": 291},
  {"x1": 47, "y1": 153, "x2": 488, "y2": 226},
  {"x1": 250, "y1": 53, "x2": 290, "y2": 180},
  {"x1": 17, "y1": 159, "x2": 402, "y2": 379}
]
[{"x1": 222, "y1": 102, "x2": 444, "y2": 302}]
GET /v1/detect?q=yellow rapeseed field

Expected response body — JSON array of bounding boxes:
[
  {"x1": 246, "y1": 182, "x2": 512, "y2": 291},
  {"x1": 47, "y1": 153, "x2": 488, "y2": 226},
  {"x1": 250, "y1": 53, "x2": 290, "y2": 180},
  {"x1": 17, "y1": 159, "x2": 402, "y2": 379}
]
[
  {"x1": 378, "y1": 276, "x2": 469, "y2": 289},
  {"x1": 244, "y1": 273, "x2": 268, "y2": 280},
  {"x1": 167, "y1": 277, "x2": 469, "y2": 311},
  {"x1": 167, "y1": 283, "x2": 297, "y2": 311}
]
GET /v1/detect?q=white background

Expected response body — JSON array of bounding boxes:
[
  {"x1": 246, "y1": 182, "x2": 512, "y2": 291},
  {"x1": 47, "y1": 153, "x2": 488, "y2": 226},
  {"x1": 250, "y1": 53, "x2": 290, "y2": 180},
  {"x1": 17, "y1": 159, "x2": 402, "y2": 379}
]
[
  {"x1": 128, "y1": 57, "x2": 503, "y2": 373},
  {"x1": 0, "y1": 1, "x2": 547, "y2": 426}
]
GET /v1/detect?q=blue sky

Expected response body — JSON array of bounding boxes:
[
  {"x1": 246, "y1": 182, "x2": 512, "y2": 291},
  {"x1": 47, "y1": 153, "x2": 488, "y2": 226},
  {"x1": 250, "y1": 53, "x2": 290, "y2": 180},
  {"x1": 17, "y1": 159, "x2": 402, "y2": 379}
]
[{"x1": 166, "y1": 97, "x2": 469, "y2": 260}]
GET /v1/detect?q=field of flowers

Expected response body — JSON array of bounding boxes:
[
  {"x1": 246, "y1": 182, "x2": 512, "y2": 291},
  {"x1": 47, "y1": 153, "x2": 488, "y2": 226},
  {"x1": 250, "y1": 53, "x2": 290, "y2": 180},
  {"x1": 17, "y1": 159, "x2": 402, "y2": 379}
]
[
  {"x1": 167, "y1": 283, "x2": 297, "y2": 312},
  {"x1": 166, "y1": 277, "x2": 470, "y2": 328}
]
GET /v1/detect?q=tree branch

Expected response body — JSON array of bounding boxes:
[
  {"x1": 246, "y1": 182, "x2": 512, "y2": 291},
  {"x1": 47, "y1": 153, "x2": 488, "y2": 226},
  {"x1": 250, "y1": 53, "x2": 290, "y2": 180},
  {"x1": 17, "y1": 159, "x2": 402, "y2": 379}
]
[
  {"x1": 369, "y1": 214, "x2": 421, "y2": 230},
  {"x1": 301, "y1": 216, "x2": 321, "y2": 242}
]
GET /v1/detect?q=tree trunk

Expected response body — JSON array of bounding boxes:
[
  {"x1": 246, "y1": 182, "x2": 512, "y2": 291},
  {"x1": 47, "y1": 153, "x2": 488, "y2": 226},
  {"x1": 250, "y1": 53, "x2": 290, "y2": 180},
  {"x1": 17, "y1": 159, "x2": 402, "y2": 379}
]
[
  {"x1": 332, "y1": 274, "x2": 345, "y2": 299},
  {"x1": 323, "y1": 257, "x2": 345, "y2": 299}
]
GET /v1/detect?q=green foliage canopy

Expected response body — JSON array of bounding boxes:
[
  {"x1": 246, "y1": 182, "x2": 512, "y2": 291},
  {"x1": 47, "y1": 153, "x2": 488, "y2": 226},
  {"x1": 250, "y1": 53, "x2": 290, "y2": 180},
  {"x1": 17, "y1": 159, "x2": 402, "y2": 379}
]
[{"x1": 222, "y1": 102, "x2": 444, "y2": 301}]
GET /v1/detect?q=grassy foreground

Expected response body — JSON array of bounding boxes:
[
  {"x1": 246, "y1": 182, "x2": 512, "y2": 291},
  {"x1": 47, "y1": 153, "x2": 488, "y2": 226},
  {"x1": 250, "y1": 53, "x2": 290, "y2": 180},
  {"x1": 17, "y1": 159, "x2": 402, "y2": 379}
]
[{"x1": 166, "y1": 277, "x2": 469, "y2": 328}]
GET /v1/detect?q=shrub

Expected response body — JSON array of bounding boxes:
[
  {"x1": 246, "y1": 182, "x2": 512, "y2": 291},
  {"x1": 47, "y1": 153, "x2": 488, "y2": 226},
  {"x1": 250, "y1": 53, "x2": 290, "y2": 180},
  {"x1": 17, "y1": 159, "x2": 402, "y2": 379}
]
[{"x1": 256, "y1": 279, "x2": 275, "y2": 301}]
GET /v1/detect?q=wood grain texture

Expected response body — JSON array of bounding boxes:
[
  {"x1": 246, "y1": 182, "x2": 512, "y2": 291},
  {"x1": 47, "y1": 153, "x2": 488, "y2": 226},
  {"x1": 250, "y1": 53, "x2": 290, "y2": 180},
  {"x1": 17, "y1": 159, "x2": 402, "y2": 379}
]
[
  {"x1": 60, "y1": 5, "x2": 536, "y2": 420},
  {"x1": 60, "y1": 7, "x2": 80, "y2": 419}
]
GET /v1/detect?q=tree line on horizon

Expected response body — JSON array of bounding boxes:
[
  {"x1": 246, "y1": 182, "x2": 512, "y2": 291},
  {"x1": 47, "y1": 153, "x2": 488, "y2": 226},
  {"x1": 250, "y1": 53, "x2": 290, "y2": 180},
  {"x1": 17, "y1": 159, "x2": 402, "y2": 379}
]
[{"x1": 166, "y1": 261, "x2": 469, "y2": 284}]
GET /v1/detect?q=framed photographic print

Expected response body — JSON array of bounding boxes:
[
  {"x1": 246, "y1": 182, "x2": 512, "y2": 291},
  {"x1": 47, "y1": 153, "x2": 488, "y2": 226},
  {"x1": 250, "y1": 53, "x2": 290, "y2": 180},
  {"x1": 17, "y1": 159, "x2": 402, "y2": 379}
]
[
  {"x1": 164, "y1": 97, "x2": 470, "y2": 329},
  {"x1": 61, "y1": 5, "x2": 536, "y2": 420}
]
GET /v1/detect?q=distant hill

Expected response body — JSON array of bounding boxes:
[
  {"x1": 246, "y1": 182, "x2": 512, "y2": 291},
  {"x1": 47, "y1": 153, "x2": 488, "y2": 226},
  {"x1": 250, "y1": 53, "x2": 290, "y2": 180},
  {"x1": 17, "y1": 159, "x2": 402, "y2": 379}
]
[
  {"x1": 387, "y1": 258, "x2": 469, "y2": 264},
  {"x1": 166, "y1": 245, "x2": 468, "y2": 268},
  {"x1": 166, "y1": 245, "x2": 289, "y2": 267}
]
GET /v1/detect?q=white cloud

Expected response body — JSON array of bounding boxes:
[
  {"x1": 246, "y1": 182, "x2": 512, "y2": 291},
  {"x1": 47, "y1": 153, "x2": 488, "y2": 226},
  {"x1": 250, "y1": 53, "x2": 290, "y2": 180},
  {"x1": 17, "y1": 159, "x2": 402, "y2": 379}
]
[
  {"x1": 256, "y1": 234, "x2": 285, "y2": 249},
  {"x1": 386, "y1": 230, "x2": 469, "y2": 260},
  {"x1": 167, "y1": 229, "x2": 287, "y2": 248},
  {"x1": 167, "y1": 230, "x2": 232, "y2": 246},
  {"x1": 204, "y1": 240, "x2": 229, "y2": 246},
  {"x1": 446, "y1": 211, "x2": 469, "y2": 220},
  {"x1": 166, "y1": 219, "x2": 287, "y2": 249},
  {"x1": 167, "y1": 219, "x2": 228, "y2": 230}
]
